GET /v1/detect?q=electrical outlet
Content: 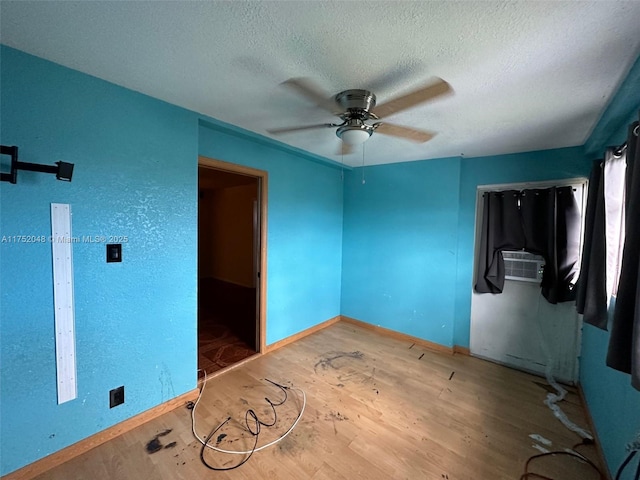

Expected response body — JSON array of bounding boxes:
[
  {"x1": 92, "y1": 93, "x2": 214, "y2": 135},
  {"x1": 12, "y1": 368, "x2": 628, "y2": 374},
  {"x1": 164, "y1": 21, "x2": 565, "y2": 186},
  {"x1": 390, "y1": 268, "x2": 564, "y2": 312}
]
[{"x1": 109, "y1": 386, "x2": 125, "y2": 408}]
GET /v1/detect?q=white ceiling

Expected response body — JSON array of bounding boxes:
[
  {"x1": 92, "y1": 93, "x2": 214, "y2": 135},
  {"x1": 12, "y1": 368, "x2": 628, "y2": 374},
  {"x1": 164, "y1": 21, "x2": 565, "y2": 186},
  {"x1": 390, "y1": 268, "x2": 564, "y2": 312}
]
[{"x1": 1, "y1": 1, "x2": 640, "y2": 167}]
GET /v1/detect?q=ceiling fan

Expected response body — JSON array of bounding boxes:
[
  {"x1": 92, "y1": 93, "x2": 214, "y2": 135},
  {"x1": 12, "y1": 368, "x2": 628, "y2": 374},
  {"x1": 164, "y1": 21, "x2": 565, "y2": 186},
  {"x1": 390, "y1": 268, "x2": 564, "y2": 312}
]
[{"x1": 267, "y1": 77, "x2": 452, "y2": 154}]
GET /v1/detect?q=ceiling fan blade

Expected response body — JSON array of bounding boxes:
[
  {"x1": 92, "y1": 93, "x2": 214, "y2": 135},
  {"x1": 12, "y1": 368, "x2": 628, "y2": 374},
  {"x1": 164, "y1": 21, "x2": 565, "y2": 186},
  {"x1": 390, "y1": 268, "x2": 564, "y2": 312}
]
[
  {"x1": 372, "y1": 78, "x2": 452, "y2": 119},
  {"x1": 374, "y1": 122, "x2": 436, "y2": 143},
  {"x1": 336, "y1": 142, "x2": 354, "y2": 156},
  {"x1": 280, "y1": 77, "x2": 340, "y2": 113},
  {"x1": 267, "y1": 123, "x2": 336, "y2": 135}
]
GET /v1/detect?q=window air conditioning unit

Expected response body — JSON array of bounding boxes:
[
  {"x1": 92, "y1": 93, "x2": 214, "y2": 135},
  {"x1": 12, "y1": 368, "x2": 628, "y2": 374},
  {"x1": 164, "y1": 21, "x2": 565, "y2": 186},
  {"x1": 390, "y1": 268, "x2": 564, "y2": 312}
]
[{"x1": 502, "y1": 251, "x2": 545, "y2": 283}]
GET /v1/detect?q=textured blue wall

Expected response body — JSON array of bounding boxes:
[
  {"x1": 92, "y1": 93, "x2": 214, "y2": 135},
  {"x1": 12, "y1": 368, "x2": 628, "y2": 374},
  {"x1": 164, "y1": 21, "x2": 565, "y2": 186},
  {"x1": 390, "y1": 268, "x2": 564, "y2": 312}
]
[
  {"x1": 0, "y1": 47, "x2": 344, "y2": 475},
  {"x1": 582, "y1": 324, "x2": 640, "y2": 476},
  {"x1": 579, "y1": 53, "x2": 640, "y2": 478},
  {"x1": 340, "y1": 148, "x2": 590, "y2": 349},
  {"x1": 0, "y1": 47, "x2": 199, "y2": 475},
  {"x1": 454, "y1": 147, "x2": 591, "y2": 347},
  {"x1": 198, "y1": 121, "x2": 343, "y2": 344},
  {"x1": 341, "y1": 158, "x2": 461, "y2": 346}
]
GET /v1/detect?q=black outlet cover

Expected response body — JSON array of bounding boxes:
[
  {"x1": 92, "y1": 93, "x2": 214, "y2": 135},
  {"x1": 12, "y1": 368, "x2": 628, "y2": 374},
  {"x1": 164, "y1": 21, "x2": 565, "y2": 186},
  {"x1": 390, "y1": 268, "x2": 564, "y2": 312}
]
[
  {"x1": 110, "y1": 386, "x2": 125, "y2": 408},
  {"x1": 106, "y1": 243, "x2": 122, "y2": 263}
]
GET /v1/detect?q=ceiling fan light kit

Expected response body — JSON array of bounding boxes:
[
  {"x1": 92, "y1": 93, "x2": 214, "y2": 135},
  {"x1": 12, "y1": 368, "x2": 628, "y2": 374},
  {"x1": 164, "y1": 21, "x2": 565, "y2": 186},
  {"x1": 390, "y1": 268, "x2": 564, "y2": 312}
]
[{"x1": 337, "y1": 122, "x2": 373, "y2": 145}]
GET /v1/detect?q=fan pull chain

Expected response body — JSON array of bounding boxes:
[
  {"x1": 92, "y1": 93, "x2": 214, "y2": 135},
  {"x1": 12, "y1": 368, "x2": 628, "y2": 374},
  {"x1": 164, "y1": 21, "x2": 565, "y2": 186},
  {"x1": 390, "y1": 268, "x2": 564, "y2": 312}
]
[{"x1": 361, "y1": 142, "x2": 366, "y2": 185}]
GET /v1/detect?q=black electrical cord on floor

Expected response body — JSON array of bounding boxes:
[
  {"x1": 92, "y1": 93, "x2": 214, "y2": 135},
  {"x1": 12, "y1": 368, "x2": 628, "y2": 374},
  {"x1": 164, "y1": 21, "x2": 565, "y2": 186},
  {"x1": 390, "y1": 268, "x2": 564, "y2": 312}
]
[
  {"x1": 519, "y1": 439, "x2": 606, "y2": 480},
  {"x1": 200, "y1": 416, "x2": 259, "y2": 471},
  {"x1": 615, "y1": 450, "x2": 638, "y2": 480},
  {"x1": 199, "y1": 379, "x2": 289, "y2": 471}
]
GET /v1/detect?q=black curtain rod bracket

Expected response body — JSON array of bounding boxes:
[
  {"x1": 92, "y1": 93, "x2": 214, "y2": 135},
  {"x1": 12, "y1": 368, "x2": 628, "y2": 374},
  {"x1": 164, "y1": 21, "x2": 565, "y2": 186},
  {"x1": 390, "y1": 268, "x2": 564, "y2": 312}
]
[
  {"x1": 613, "y1": 124, "x2": 639, "y2": 158},
  {"x1": 0, "y1": 145, "x2": 74, "y2": 184}
]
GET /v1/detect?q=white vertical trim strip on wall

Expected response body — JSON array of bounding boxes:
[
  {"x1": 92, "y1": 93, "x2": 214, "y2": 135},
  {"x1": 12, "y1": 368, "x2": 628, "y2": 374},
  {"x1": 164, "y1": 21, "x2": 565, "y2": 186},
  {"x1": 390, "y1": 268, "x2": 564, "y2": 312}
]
[{"x1": 51, "y1": 203, "x2": 77, "y2": 404}]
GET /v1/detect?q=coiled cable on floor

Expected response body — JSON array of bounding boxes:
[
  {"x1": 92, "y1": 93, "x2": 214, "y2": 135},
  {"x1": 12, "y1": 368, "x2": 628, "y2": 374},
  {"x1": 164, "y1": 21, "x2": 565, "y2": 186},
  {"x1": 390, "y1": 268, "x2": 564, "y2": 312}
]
[
  {"x1": 520, "y1": 440, "x2": 606, "y2": 480},
  {"x1": 191, "y1": 371, "x2": 306, "y2": 470}
]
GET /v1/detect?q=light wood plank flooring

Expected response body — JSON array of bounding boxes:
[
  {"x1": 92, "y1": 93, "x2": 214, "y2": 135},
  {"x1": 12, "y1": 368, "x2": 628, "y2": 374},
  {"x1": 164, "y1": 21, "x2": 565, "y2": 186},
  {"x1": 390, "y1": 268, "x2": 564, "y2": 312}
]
[{"x1": 34, "y1": 322, "x2": 604, "y2": 480}]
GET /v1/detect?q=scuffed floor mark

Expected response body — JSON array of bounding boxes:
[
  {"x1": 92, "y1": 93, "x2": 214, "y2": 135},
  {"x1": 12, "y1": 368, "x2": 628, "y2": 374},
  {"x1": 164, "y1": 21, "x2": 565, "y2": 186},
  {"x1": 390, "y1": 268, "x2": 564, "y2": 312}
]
[
  {"x1": 278, "y1": 420, "x2": 317, "y2": 454},
  {"x1": 314, "y1": 351, "x2": 364, "y2": 373},
  {"x1": 438, "y1": 388, "x2": 452, "y2": 398},
  {"x1": 324, "y1": 411, "x2": 348, "y2": 435},
  {"x1": 146, "y1": 441, "x2": 162, "y2": 454},
  {"x1": 146, "y1": 429, "x2": 173, "y2": 454},
  {"x1": 529, "y1": 434, "x2": 553, "y2": 446},
  {"x1": 325, "y1": 411, "x2": 348, "y2": 422},
  {"x1": 369, "y1": 367, "x2": 376, "y2": 381}
]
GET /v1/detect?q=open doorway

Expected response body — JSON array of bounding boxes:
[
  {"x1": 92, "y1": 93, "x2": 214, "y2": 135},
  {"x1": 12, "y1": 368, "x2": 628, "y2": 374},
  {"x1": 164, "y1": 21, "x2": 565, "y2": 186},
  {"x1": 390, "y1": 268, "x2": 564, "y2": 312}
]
[{"x1": 197, "y1": 157, "x2": 267, "y2": 376}]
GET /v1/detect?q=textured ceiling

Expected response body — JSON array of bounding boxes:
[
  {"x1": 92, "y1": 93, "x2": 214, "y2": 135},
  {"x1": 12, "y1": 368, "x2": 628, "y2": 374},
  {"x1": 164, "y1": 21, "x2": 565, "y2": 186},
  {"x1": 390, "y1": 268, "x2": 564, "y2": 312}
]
[{"x1": 1, "y1": 1, "x2": 640, "y2": 167}]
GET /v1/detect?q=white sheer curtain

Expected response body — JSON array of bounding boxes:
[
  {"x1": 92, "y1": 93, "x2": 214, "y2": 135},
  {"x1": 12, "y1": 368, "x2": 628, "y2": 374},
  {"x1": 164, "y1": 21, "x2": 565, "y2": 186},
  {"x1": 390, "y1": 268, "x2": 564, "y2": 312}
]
[
  {"x1": 603, "y1": 147, "x2": 626, "y2": 303},
  {"x1": 607, "y1": 119, "x2": 640, "y2": 389}
]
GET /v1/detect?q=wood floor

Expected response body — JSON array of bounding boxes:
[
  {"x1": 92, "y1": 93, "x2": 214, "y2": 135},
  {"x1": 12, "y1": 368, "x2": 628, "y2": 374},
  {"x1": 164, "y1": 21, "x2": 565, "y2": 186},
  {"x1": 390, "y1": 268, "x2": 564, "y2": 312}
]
[{"x1": 33, "y1": 322, "x2": 605, "y2": 480}]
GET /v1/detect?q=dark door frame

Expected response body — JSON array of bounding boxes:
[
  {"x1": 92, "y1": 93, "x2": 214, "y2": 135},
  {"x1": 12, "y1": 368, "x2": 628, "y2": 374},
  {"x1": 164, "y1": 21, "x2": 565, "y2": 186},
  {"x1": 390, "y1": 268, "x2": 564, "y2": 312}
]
[{"x1": 198, "y1": 156, "x2": 267, "y2": 354}]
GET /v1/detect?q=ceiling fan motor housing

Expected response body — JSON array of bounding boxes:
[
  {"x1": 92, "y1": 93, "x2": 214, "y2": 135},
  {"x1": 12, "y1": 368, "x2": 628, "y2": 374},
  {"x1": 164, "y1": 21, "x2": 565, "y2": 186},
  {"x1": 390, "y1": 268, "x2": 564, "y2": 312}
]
[
  {"x1": 334, "y1": 90, "x2": 378, "y2": 144},
  {"x1": 335, "y1": 89, "x2": 377, "y2": 115}
]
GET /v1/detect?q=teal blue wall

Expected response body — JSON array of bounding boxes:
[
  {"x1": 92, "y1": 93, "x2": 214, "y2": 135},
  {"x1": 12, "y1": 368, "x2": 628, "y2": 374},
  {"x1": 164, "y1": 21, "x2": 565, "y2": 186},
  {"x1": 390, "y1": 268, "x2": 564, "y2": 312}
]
[
  {"x1": 198, "y1": 121, "x2": 343, "y2": 345},
  {"x1": 454, "y1": 147, "x2": 591, "y2": 346},
  {"x1": 0, "y1": 47, "x2": 343, "y2": 475},
  {"x1": 341, "y1": 158, "x2": 461, "y2": 346},
  {"x1": 341, "y1": 147, "x2": 589, "y2": 349},
  {"x1": 0, "y1": 46, "x2": 199, "y2": 475},
  {"x1": 581, "y1": 324, "x2": 640, "y2": 476},
  {"x1": 579, "y1": 54, "x2": 640, "y2": 478}
]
